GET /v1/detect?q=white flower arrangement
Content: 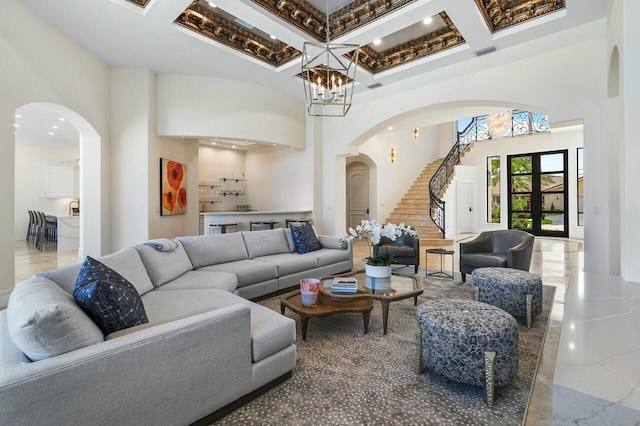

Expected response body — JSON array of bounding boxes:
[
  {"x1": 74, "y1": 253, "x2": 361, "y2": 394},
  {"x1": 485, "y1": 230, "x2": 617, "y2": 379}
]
[{"x1": 348, "y1": 219, "x2": 418, "y2": 265}]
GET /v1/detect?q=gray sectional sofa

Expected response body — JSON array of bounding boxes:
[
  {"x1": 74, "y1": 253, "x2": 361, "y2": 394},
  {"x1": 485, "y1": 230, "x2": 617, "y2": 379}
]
[{"x1": 0, "y1": 228, "x2": 352, "y2": 425}]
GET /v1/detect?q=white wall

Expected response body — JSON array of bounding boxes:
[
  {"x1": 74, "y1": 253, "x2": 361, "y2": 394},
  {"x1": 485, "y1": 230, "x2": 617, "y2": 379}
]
[
  {"x1": 156, "y1": 75, "x2": 306, "y2": 149},
  {"x1": 245, "y1": 146, "x2": 313, "y2": 212},
  {"x1": 14, "y1": 144, "x2": 79, "y2": 239},
  {"x1": 110, "y1": 68, "x2": 151, "y2": 249},
  {"x1": 611, "y1": 0, "x2": 640, "y2": 282},
  {"x1": 1, "y1": 0, "x2": 111, "y2": 294},
  {"x1": 198, "y1": 145, "x2": 246, "y2": 212},
  {"x1": 356, "y1": 125, "x2": 446, "y2": 222}
]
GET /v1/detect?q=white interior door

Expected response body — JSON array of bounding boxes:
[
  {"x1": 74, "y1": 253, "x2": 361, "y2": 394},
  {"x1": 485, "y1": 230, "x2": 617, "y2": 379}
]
[
  {"x1": 457, "y1": 181, "x2": 475, "y2": 233},
  {"x1": 346, "y1": 165, "x2": 369, "y2": 229}
]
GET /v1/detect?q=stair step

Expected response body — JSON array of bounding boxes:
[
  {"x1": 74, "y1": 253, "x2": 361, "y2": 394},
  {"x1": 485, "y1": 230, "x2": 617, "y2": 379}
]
[{"x1": 421, "y1": 238, "x2": 455, "y2": 247}]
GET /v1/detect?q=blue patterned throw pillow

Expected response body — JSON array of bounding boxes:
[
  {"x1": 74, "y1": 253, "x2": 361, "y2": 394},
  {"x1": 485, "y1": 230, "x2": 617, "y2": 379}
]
[
  {"x1": 73, "y1": 256, "x2": 149, "y2": 335},
  {"x1": 290, "y1": 224, "x2": 322, "y2": 254}
]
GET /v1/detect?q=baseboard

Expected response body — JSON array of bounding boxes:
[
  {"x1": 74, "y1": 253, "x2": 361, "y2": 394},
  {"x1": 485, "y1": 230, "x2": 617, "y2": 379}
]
[{"x1": 190, "y1": 371, "x2": 293, "y2": 426}]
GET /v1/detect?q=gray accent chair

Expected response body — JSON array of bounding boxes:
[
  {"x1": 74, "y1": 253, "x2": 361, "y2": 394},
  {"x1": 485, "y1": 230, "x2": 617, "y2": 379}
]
[
  {"x1": 459, "y1": 230, "x2": 534, "y2": 282},
  {"x1": 373, "y1": 232, "x2": 420, "y2": 273}
]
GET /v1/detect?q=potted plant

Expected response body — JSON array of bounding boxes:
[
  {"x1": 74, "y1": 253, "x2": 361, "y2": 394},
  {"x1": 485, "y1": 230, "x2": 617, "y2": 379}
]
[{"x1": 348, "y1": 219, "x2": 418, "y2": 278}]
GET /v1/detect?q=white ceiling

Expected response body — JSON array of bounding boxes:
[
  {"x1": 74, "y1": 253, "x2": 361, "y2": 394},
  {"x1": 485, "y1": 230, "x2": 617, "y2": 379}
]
[
  {"x1": 20, "y1": 0, "x2": 607, "y2": 107},
  {"x1": 14, "y1": 104, "x2": 79, "y2": 149}
]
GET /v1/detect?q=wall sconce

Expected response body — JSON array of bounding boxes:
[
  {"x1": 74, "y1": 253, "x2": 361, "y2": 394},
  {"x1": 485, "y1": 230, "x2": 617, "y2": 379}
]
[
  {"x1": 413, "y1": 127, "x2": 418, "y2": 139},
  {"x1": 390, "y1": 148, "x2": 396, "y2": 163}
]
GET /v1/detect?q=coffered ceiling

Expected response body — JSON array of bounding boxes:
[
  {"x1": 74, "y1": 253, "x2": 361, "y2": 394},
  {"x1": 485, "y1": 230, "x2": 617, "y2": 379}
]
[{"x1": 22, "y1": 0, "x2": 607, "y2": 102}]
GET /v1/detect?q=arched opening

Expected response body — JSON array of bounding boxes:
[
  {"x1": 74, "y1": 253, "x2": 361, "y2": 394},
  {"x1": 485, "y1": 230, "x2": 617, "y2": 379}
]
[
  {"x1": 14, "y1": 102, "x2": 102, "y2": 282},
  {"x1": 346, "y1": 154, "x2": 377, "y2": 228}
]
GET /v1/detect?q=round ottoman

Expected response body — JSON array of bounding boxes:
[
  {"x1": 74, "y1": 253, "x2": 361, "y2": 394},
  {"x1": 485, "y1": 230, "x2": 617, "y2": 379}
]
[
  {"x1": 471, "y1": 267, "x2": 543, "y2": 328},
  {"x1": 416, "y1": 299, "x2": 519, "y2": 407}
]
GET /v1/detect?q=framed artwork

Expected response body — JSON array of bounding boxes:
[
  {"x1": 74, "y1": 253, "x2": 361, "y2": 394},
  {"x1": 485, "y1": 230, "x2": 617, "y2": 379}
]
[{"x1": 160, "y1": 158, "x2": 187, "y2": 216}]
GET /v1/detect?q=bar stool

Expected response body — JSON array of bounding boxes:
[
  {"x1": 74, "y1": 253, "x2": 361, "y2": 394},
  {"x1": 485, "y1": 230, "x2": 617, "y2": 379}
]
[
  {"x1": 35, "y1": 211, "x2": 57, "y2": 252},
  {"x1": 208, "y1": 223, "x2": 238, "y2": 234},
  {"x1": 26, "y1": 210, "x2": 37, "y2": 244},
  {"x1": 285, "y1": 218, "x2": 312, "y2": 228},
  {"x1": 250, "y1": 220, "x2": 280, "y2": 231}
]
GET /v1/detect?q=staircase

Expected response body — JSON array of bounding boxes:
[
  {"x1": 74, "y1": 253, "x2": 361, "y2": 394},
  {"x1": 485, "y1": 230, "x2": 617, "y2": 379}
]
[{"x1": 386, "y1": 158, "x2": 455, "y2": 247}]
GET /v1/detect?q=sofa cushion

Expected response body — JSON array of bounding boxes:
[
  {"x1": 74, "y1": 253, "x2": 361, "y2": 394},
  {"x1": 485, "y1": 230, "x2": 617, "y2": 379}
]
[
  {"x1": 142, "y1": 289, "x2": 295, "y2": 362},
  {"x1": 241, "y1": 229, "x2": 290, "y2": 259},
  {"x1": 38, "y1": 263, "x2": 82, "y2": 294},
  {"x1": 284, "y1": 228, "x2": 296, "y2": 253},
  {"x1": 199, "y1": 260, "x2": 278, "y2": 288},
  {"x1": 177, "y1": 233, "x2": 249, "y2": 268},
  {"x1": 7, "y1": 277, "x2": 104, "y2": 361},
  {"x1": 154, "y1": 271, "x2": 238, "y2": 293},
  {"x1": 290, "y1": 225, "x2": 322, "y2": 254},
  {"x1": 73, "y1": 256, "x2": 149, "y2": 335},
  {"x1": 98, "y1": 247, "x2": 154, "y2": 296},
  {"x1": 460, "y1": 253, "x2": 508, "y2": 268},
  {"x1": 253, "y1": 253, "x2": 318, "y2": 276},
  {"x1": 302, "y1": 248, "x2": 351, "y2": 267},
  {"x1": 135, "y1": 240, "x2": 193, "y2": 287}
]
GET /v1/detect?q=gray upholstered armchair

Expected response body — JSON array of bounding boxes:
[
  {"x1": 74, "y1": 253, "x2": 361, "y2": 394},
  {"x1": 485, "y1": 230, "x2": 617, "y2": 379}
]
[
  {"x1": 459, "y1": 230, "x2": 535, "y2": 282},
  {"x1": 373, "y1": 232, "x2": 420, "y2": 273}
]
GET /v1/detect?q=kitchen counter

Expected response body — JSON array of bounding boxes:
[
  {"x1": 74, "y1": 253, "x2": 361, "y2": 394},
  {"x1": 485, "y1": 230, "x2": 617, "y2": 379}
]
[
  {"x1": 57, "y1": 216, "x2": 79, "y2": 251},
  {"x1": 201, "y1": 210, "x2": 312, "y2": 234}
]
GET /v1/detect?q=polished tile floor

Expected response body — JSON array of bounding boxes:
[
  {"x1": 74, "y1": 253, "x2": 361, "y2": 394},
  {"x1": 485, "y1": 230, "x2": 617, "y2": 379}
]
[
  {"x1": 14, "y1": 234, "x2": 582, "y2": 425},
  {"x1": 15, "y1": 240, "x2": 82, "y2": 284}
]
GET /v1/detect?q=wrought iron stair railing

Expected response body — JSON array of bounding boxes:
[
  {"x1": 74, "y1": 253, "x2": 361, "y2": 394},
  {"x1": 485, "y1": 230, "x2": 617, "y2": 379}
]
[
  {"x1": 428, "y1": 110, "x2": 550, "y2": 238},
  {"x1": 428, "y1": 124, "x2": 475, "y2": 238}
]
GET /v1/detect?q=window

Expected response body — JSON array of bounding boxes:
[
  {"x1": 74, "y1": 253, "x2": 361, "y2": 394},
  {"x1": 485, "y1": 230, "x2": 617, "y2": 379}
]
[
  {"x1": 487, "y1": 156, "x2": 500, "y2": 223},
  {"x1": 577, "y1": 147, "x2": 584, "y2": 226}
]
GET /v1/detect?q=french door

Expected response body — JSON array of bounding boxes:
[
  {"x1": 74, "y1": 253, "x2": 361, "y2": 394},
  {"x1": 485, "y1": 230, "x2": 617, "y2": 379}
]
[{"x1": 508, "y1": 150, "x2": 568, "y2": 237}]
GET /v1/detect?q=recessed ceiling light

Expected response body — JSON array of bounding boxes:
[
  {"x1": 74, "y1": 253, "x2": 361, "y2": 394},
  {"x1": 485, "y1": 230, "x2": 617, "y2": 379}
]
[
  {"x1": 388, "y1": 126, "x2": 393, "y2": 130},
  {"x1": 14, "y1": 123, "x2": 19, "y2": 127},
  {"x1": 53, "y1": 125, "x2": 59, "y2": 129},
  {"x1": 58, "y1": 117, "x2": 65, "y2": 122},
  {"x1": 208, "y1": 1, "x2": 217, "y2": 7},
  {"x1": 270, "y1": 35, "x2": 277, "y2": 40},
  {"x1": 373, "y1": 39, "x2": 382, "y2": 45},
  {"x1": 14, "y1": 114, "x2": 22, "y2": 118},
  {"x1": 272, "y1": 144, "x2": 276, "y2": 146},
  {"x1": 290, "y1": 147, "x2": 294, "y2": 150},
  {"x1": 211, "y1": 142, "x2": 216, "y2": 145},
  {"x1": 48, "y1": 132, "x2": 54, "y2": 135},
  {"x1": 232, "y1": 145, "x2": 237, "y2": 149},
  {"x1": 423, "y1": 17, "x2": 433, "y2": 25}
]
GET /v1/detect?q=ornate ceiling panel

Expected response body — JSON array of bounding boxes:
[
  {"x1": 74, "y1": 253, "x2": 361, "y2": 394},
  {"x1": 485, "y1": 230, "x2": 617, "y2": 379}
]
[
  {"x1": 474, "y1": 0, "x2": 566, "y2": 33},
  {"x1": 354, "y1": 12, "x2": 464, "y2": 74},
  {"x1": 175, "y1": 2, "x2": 301, "y2": 67},
  {"x1": 125, "y1": 0, "x2": 151, "y2": 8},
  {"x1": 251, "y1": 0, "x2": 416, "y2": 42}
]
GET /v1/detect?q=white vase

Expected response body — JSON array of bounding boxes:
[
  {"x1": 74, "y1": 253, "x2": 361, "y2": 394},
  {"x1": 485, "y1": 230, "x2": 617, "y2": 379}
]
[{"x1": 365, "y1": 264, "x2": 391, "y2": 279}]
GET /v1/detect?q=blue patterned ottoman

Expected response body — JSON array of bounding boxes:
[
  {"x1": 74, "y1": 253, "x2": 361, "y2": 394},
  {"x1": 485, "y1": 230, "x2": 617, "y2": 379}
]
[
  {"x1": 471, "y1": 267, "x2": 543, "y2": 328},
  {"x1": 416, "y1": 299, "x2": 519, "y2": 407}
]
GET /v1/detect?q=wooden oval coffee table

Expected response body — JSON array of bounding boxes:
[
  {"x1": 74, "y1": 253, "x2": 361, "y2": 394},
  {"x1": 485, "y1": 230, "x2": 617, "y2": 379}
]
[
  {"x1": 280, "y1": 290, "x2": 373, "y2": 341},
  {"x1": 319, "y1": 270, "x2": 423, "y2": 335}
]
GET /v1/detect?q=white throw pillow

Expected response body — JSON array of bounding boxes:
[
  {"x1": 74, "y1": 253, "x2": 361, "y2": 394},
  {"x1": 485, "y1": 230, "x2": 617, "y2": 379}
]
[{"x1": 7, "y1": 277, "x2": 104, "y2": 361}]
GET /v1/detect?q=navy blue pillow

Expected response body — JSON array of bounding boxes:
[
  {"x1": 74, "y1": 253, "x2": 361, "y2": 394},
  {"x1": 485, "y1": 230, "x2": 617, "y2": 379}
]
[
  {"x1": 290, "y1": 225, "x2": 322, "y2": 254},
  {"x1": 73, "y1": 256, "x2": 148, "y2": 335}
]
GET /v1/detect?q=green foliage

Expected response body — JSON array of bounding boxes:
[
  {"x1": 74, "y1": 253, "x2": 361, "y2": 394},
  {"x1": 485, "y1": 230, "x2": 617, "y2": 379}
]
[{"x1": 364, "y1": 253, "x2": 395, "y2": 266}]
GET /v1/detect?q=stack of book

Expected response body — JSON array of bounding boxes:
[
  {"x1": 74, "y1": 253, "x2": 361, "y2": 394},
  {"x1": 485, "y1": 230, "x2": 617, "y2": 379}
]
[{"x1": 331, "y1": 277, "x2": 358, "y2": 294}]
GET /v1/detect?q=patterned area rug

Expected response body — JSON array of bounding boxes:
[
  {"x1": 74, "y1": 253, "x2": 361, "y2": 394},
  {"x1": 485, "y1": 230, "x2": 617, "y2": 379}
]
[{"x1": 215, "y1": 269, "x2": 555, "y2": 426}]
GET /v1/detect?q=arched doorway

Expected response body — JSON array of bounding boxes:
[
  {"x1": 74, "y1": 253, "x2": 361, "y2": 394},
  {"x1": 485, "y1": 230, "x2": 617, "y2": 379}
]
[
  {"x1": 14, "y1": 102, "x2": 102, "y2": 272},
  {"x1": 346, "y1": 154, "x2": 377, "y2": 229}
]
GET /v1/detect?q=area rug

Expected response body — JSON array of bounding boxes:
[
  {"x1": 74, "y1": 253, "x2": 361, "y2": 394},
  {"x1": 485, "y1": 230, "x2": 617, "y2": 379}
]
[{"x1": 214, "y1": 270, "x2": 555, "y2": 426}]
